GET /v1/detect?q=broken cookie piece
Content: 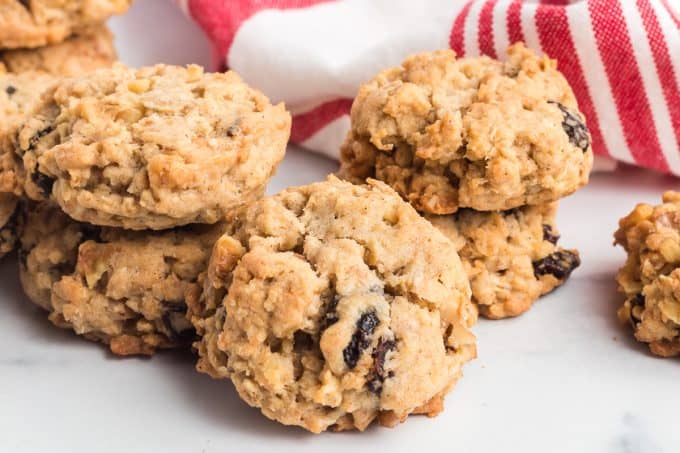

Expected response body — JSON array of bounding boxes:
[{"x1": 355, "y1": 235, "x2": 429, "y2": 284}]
[{"x1": 615, "y1": 191, "x2": 680, "y2": 357}]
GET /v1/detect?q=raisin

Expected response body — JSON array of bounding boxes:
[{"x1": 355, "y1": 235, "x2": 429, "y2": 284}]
[
  {"x1": 631, "y1": 293, "x2": 645, "y2": 308},
  {"x1": 31, "y1": 171, "x2": 54, "y2": 196},
  {"x1": 321, "y1": 295, "x2": 340, "y2": 331},
  {"x1": 5, "y1": 85, "x2": 16, "y2": 96},
  {"x1": 226, "y1": 125, "x2": 241, "y2": 137},
  {"x1": 343, "y1": 310, "x2": 379, "y2": 369},
  {"x1": 628, "y1": 293, "x2": 645, "y2": 327},
  {"x1": 293, "y1": 330, "x2": 314, "y2": 352},
  {"x1": 18, "y1": 0, "x2": 30, "y2": 10},
  {"x1": 533, "y1": 250, "x2": 580, "y2": 280},
  {"x1": 542, "y1": 224, "x2": 560, "y2": 245},
  {"x1": 93, "y1": 271, "x2": 109, "y2": 292},
  {"x1": 550, "y1": 101, "x2": 590, "y2": 152},
  {"x1": 367, "y1": 337, "x2": 396, "y2": 395},
  {"x1": 28, "y1": 125, "x2": 54, "y2": 150}
]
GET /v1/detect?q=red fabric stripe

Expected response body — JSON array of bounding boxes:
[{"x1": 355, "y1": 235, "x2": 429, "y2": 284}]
[
  {"x1": 507, "y1": 0, "x2": 525, "y2": 44},
  {"x1": 290, "y1": 98, "x2": 353, "y2": 143},
  {"x1": 540, "y1": 0, "x2": 570, "y2": 5},
  {"x1": 478, "y1": 0, "x2": 499, "y2": 58},
  {"x1": 661, "y1": 0, "x2": 680, "y2": 29},
  {"x1": 535, "y1": 4, "x2": 610, "y2": 158},
  {"x1": 637, "y1": 0, "x2": 680, "y2": 159},
  {"x1": 449, "y1": 1, "x2": 474, "y2": 56},
  {"x1": 188, "y1": 0, "x2": 332, "y2": 70},
  {"x1": 589, "y1": 0, "x2": 669, "y2": 171}
]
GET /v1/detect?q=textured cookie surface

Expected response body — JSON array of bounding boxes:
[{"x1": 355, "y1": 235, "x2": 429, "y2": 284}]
[
  {"x1": 8, "y1": 63, "x2": 291, "y2": 229},
  {"x1": 0, "y1": 0, "x2": 131, "y2": 49},
  {"x1": 189, "y1": 176, "x2": 477, "y2": 433},
  {"x1": 339, "y1": 43, "x2": 593, "y2": 214},
  {"x1": 0, "y1": 25, "x2": 116, "y2": 76},
  {"x1": 429, "y1": 203, "x2": 580, "y2": 319},
  {"x1": 0, "y1": 193, "x2": 18, "y2": 258},
  {"x1": 0, "y1": 31, "x2": 115, "y2": 196},
  {"x1": 18, "y1": 203, "x2": 223, "y2": 356},
  {"x1": 615, "y1": 191, "x2": 680, "y2": 357},
  {"x1": 0, "y1": 70, "x2": 56, "y2": 195}
]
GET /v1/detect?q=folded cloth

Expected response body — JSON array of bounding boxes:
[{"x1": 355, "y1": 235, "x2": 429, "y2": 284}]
[{"x1": 179, "y1": 0, "x2": 680, "y2": 176}]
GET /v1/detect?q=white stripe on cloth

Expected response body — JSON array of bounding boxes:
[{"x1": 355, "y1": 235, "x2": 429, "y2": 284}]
[
  {"x1": 493, "y1": 0, "x2": 513, "y2": 59},
  {"x1": 567, "y1": 1, "x2": 632, "y2": 164},
  {"x1": 464, "y1": 0, "x2": 485, "y2": 56},
  {"x1": 229, "y1": 0, "x2": 464, "y2": 109},
  {"x1": 301, "y1": 115, "x2": 351, "y2": 161},
  {"x1": 621, "y1": 0, "x2": 680, "y2": 174},
  {"x1": 519, "y1": 3, "x2": 541, "y2": 52},
  {"x1": 651, "y1": 0, "x2": 680, "y2": 106}
]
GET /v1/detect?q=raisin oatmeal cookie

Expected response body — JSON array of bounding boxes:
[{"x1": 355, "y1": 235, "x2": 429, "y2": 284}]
[
  {"x1": 428, "y1": 203, "x2": 580, "y2": 319},
  {"x1": 339, "y1": 43, "x2": 593, "y2": 214},
  {"x1": 188, "y1": 176, "x2": 477, "y2": 433},
  {"x1": 18, "y1": 203, "x2": 224, "y2": 356},
  {"x1": 615, "y1": 191, "x2": 680, "y2": 357},
  {"x1": 7, "y1": 63, "x2": 291, "y2": 230},
  {"x1": 0, "y1": 70, "x2": 56, "y2": 194},
  {"x1": 0, "y1": 0, "x2": 131, "y2": 49},
  {"x1": 0, "y1": 25, "x2": 116, "y2": 76},
  {"x1": 0, "y1": 31, "x2": 115, "y2": 195},
  {"x1": 0, "y1": 192, "x2": 18, "y2": 258}
]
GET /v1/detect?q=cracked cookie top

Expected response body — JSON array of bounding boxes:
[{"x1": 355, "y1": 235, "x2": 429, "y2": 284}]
[
  {"x1": 18, "y1": 202, "x2": 224, "y2": 356},
  {"x1": 189, "y1": 176, "x2": 477, "y2": 433},
  {"x1": 615, "y1": 191, "x2": 680, "y2": 357},
  {"x1": 0, "y1": 0, "x2": 131, "y2": 49},
  {"x1": 8, "y1": 63, "x2": 291, "y2": 230},
  {"x1": 339, "y1": 43, "x2": 593, "y2": 214}
]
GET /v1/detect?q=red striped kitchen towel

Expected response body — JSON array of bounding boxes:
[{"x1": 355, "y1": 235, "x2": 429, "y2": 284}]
[{"x1": 178, "y1": 0, "x2": 680, "y2": 176}]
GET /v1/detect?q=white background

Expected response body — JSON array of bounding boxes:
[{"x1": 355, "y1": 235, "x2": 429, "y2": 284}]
[{"x1": 1, "y1": 1, "x2": 680, "y2": 452}]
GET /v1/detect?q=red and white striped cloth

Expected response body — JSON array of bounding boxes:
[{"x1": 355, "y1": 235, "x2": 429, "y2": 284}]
[{"x1": 178, "y1": 0, "x2": 680, "y2": 176}]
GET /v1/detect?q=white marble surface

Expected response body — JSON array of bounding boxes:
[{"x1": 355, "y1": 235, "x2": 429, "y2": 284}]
[{"x1": 2, "y1": 1, "x2": 680, "y2": 451}]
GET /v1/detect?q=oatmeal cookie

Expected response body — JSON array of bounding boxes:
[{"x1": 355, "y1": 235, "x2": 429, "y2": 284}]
[
  {"x1": 8, "y1": 63, "x2": 291, "y2": 229},
  {"x1": 0, "y1": 25, "x2": 116, "y2": 76},
  {"x1": 339, "y1": 43, "x2": 593, "y2": 214},
  {"x1": 18, "y1": 202, "x2": 223, "y2": 356},
  {"x1": 188, "y1": 176, "x2": 477, "y2": 433},
  {"x1": 0, "y1": 70, "x2": 56, "y2": 194},
  {"x1": 615, "y1": 191, "x2": 680, "y2": 357},
  {"x1": 429, "y1": 203, "x2": 580, "y2": 319},
  {"x1": 0, "y1": 0, "x2": 131, "y2": 49},
  {"x1": 0, "y1": 192, "x2": 18, "y2": 258}
]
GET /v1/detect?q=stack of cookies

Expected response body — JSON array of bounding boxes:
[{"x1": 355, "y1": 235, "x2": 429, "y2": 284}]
[
  {"x1": 339, "y1": 43, "x2": 593, "y2": 319},
  {"x1": 0, "y1": 0, "x2": 131, "y2": 261},
  {"x1": 3, "y1": 62, "x2": 291, "y2": 355}
]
